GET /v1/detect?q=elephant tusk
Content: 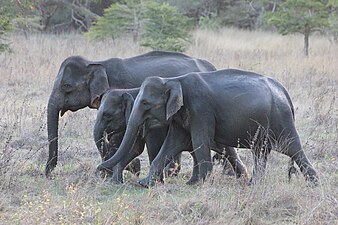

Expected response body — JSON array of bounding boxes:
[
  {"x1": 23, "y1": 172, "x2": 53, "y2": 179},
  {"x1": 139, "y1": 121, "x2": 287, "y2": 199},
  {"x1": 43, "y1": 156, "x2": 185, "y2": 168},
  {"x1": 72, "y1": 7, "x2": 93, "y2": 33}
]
[{"x1": 60, "y1": 109, "x2": 68, "y2": 117}]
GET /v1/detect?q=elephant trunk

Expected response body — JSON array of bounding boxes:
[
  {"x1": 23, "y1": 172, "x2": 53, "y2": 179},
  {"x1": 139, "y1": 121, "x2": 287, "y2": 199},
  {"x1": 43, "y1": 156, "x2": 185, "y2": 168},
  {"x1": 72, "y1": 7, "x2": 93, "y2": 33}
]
[
  {"x1": 46, "y1": 97, "x2": 61, "y2": 177},
  {"x1": 98, "y1": 111, "x2": 142, "y2": 170},
  {"x1": 93, "y1": 120, "x2": 106, "y2": 160}
]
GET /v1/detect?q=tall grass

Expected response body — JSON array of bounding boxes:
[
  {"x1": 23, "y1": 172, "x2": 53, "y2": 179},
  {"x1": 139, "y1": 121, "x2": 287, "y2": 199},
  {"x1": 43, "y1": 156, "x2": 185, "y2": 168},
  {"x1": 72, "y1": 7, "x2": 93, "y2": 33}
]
[{"x1": 0, "y1": 28, "x2": 337, "y2": 224}]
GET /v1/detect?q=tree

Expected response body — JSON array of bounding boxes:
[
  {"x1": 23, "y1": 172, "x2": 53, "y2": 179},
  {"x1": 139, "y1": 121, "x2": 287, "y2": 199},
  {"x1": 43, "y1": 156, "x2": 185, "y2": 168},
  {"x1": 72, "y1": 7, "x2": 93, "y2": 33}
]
[
  {"x1": 141, "y1": 1, "x2": 191, "y2": 51},
  {"x1": 0, "y1": 17, "x2": 11, "y2": 53},
  {"x1": 86, "y1": 1, "x2": 191, "y2": 51},
  {"x1": 326, "y1": 0, "x2": 338, "y2": 41},
  {"x1": 0, "y1": 1, "x2": 16, "y2": 53},
  {"x1": 265, "y1": 0, "x2": 329, "y2": 56},
  {"x1": 1, "y1": 0, "x2": 110, "y2": 33},
  {"x1": 85, "y1": 0, "x2": 142, "y2": 41}
]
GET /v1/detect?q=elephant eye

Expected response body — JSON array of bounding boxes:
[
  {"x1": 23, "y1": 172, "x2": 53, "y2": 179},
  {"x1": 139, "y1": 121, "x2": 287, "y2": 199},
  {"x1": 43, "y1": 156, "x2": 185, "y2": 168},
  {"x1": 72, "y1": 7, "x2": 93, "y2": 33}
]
[
  {"x1": 141, "y1": 99, "x2": 148, "y2": 105},
  {"x1": 62, "y1": 83, "x2": 73, "y2": 92},
  {"x1": 102, "y1": 112, "x2": 112, "y2": 120}
]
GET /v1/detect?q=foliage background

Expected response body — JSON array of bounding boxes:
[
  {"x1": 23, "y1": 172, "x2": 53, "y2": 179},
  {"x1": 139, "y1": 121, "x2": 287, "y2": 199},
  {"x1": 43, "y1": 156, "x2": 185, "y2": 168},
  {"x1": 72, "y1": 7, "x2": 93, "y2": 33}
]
[{"x1": 2, "y1": 0, "x2": 338, "y2": 54}]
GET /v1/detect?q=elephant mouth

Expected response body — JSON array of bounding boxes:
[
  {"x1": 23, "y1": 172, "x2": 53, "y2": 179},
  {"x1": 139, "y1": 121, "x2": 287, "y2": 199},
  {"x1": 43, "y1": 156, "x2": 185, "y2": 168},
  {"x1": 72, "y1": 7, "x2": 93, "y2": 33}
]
[
  {"x1": 146, "y1": 118, "x2": 164, "y2": 129},
  {"x1": 104, "y1": 129, "x2": 125, "y2": 139}
]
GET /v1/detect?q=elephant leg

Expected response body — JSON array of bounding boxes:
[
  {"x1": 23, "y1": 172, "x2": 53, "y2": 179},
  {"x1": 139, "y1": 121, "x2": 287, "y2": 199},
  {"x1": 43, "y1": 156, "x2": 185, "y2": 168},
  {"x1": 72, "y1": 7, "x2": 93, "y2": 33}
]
[
  {"x1": 282, "y1": 134, "x2": 318, "y2": 185},
  {"x1": 164, "y1": 153, "x2": 182, "y2": 178},
  {"x1": 110, "y1": 137, "x2": 145, "y2": 183},
  {"x1": 144, "y1": 127, "x2": 168, "y2": 182},
  {"x1": 186, "y1": 149, "x2": 201, "y2": 185},
  {"x1": 219, "y1": 145, "x2": 248, "y2": 179},
  {"x1": 139, "y1": 122, "x2": 190, "y2": 188},
  {"x1": 188, "y1": 120, "x2": 214, "y2": 184},
  {"x1": 125, "y1": 158, "x2": 141, "y2": 176},
  {"x1": 98, "y1": 132, "x2": 123, "y2": 179},
  {"x1": 145, "y1": 126, "x2": 182, "y2": 178},
  {"x1": 288, "y1": 158, "x2": 299, "y2": 182},
  {"x1": 145, "y1": 127, "x2": 168, "y2": 163}
]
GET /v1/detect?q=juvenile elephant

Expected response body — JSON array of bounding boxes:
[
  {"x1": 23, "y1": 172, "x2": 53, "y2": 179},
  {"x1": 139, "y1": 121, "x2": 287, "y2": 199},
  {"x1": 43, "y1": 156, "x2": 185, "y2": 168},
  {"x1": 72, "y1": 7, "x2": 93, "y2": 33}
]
[
  {"x1": 94, "y1": 88, "x2": 248, "y2": 183},
  {"x1": 46, "y1": 51, "x2": 216, "y2": 177},
  {"x1": 97, "y1": 69, "x2": 319, "y2": 187}
]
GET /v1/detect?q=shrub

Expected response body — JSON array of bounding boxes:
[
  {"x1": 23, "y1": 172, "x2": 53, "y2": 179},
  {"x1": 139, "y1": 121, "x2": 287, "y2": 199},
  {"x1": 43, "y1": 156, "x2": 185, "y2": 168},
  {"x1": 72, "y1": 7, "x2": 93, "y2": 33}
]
[{"x1": 141, "y1": 1, "x2": 191, "y2": 52}]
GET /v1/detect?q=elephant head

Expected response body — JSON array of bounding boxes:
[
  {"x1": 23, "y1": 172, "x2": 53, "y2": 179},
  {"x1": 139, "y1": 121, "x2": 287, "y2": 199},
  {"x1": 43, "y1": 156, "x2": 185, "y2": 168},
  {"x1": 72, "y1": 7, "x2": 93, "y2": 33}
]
[
  {"x1": 93, "y1": 90, "x2": 134, "y2": 161},
  {"x1": 97, "y1": 77, "x2": 183, "y2": 171},
  {"x1": 46, "y1": 56, "x2": 109, "y2": 176}
]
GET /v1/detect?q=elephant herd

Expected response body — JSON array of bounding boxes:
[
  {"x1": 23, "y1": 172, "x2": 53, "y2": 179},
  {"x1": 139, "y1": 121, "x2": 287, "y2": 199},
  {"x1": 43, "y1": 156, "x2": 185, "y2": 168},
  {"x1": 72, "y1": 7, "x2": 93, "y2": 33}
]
[{"x1": 46, "y1": 51, "x2": 318, "y2": 188}]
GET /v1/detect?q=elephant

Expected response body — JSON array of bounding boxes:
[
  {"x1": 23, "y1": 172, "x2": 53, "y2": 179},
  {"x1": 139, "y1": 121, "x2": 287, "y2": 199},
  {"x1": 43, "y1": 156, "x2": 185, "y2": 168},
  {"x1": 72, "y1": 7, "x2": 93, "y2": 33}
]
[
  {"x1": 46, "y1": 51, "x2": 217, "y2": 177},
  {"x1": 94, "y1": 88, "x2": 248, "y2": 183},
  {"x1": 96, "y1": 69, "x2": 319, "y2": 188}
]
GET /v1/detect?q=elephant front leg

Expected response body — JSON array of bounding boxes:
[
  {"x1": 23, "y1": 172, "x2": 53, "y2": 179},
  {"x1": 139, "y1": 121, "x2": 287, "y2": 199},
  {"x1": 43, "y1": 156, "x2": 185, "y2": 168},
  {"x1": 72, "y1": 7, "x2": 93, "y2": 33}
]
[
  {"x1": 186, "y1": 150, "x2": 200, "y2": 185},
  {"x1": 144, "y1": 127, "x2": 168, "y2": 182},
  {"x1": 109, "y1": 137, "x2": 145, "y2": 183},
  {"x1": 139, "y1": 122, "x2": 191, "y2": 188},
  {"x1": 188, "y1": 119, "x2": 214, "y2": 184}
]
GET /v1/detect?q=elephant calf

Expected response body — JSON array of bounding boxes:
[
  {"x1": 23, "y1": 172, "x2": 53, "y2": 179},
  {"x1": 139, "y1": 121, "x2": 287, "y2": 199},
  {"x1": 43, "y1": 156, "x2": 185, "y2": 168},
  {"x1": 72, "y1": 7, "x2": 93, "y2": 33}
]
[
  {"x1": 97, "y1": 69, "x2": 318, "y2": 187},
  {"x1": 94, "y1": 88, "x2": 248, "y2": 183}
]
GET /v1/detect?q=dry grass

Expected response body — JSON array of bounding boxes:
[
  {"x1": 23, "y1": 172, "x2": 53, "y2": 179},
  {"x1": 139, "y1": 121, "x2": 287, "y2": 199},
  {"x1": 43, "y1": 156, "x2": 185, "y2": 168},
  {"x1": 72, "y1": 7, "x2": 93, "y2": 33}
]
[{"x1": 0, "y1": 28, "x2": 337, "y2": 224}]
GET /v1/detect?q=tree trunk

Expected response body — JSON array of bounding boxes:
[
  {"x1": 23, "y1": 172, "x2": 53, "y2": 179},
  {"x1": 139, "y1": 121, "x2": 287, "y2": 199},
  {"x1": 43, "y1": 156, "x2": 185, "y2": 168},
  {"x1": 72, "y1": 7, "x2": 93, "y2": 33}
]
[{"x1": 304, "y1": 32, "x2": 309, "y2": 56}]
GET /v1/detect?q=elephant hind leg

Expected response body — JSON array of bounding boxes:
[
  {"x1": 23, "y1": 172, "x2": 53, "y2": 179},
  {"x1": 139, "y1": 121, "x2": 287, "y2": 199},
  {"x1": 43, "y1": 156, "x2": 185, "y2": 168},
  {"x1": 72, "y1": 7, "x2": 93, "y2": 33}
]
[
  {"x1": 216, "y1": 145, "x2": 249, "y2": 179},
  {"x1": 288, "y1": 158, "x2": 299, "y2": 182},
  {"x1": 283, "y1": 136, "x2": 318, "y2": 186}
]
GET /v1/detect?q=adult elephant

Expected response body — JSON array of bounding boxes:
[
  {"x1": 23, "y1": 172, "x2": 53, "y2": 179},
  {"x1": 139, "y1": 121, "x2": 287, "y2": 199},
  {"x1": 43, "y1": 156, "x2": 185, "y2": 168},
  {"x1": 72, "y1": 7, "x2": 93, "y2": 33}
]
[
  {"x1": 96, "y1": 69, "x2": 319, "y2": 187},
  {"x1": 94, "y1": 88, "x2": 248, "y2": 183},
  {"x1": 46, "y1": 51, "x2": 216, "y2": 177}
]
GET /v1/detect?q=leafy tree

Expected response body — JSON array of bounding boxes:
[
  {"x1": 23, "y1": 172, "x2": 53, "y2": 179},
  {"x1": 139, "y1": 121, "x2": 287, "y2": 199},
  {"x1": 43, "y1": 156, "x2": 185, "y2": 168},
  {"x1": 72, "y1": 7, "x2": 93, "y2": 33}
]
[
  {"x1": 327, "y1": 0, "x2": 338, "y2": 41},
  {"x1": 85, "y1": 0, "x2": 142, "y2": 41},
  {"x1": 141, "y1": 1, "x2": 191, "y2": 51},
  {"x1": 0, "y1": 1, "x2": 17, "y2": 53},
  {"x1": 0, "y1": 17, "x2": 12, "y2": 53},
  {"x1": 198, "y1": 13, "x2": 221, "y2": 30},
  {"x1": 86, "y1": 1, "x2": 191, "y2": 51},
  {"x1": 265, "y1": 0, "x2": 329, "y2": 56}
]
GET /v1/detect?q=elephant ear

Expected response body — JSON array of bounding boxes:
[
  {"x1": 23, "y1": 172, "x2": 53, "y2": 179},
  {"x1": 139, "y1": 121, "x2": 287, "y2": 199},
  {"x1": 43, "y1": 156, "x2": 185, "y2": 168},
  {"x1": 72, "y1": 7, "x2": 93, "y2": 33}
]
[
  {"x1": 87, "y1": 64, "x2": 109, "y2": 108},
  {"x1": 165, "y1": 80, "x2": 183, "y2": 121},
  {"x1": 122, "y1": 92, "x2": 134, "y2": 125}
]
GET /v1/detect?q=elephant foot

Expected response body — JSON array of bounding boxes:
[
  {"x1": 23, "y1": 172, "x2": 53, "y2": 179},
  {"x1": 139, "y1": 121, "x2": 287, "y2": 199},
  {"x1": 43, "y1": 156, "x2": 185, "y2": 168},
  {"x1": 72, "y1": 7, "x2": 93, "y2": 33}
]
[
  {"x1": 138, "y1": 174, "x2": 164, "y2": 188},
  {"x1": 305, "y1": 173, "x2": 319, "y2": 187},
  {"x1": 100, "y1": 171, "x2": 113, "y2": 179},
  {"x1": 164, "y1": 162, "x2": 181, "y2": 178},
  {"x1": 138, "y1": 176, "x2": 156, "y2": 188},
  {"x1": 288, "y1": 165, "x2": 299, "y2": 182},
  {"x1": 109, "y1": 176, "x2": 124, "y2": 184},
  {"x1": 223, "y1": 166, "x2": 236, "y2": 177},
  {"x1": 186, "y1": 176, "x2": 200, "y2": 185},
  {"x1": 45, "y1": 159, "x2": 57, "y2": 178},
  {"x1": 125, "y1": 158, "x2": 141, "y2": 176}
]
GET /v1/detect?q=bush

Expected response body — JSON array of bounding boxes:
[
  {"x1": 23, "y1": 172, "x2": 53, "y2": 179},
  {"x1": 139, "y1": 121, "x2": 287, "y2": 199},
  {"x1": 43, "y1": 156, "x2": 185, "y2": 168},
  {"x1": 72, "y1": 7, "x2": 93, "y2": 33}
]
[
  {"x1": 0, "y1": 17, "x2": 12, "y2": 53},
  {"x1": 85, "y1": 0, "x2": 142, "y2": 41},
  {"x1": 141, "y1": 2, "x2": 191, "y2": 52}
]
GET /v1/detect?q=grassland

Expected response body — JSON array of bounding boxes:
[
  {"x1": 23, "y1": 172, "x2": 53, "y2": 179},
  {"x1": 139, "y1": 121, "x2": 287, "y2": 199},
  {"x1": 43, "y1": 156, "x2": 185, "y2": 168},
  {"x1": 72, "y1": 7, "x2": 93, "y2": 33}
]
[{"x1": 0, "y1": 28, "x2": 337, "y2": 224}]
